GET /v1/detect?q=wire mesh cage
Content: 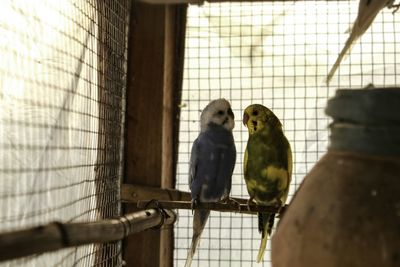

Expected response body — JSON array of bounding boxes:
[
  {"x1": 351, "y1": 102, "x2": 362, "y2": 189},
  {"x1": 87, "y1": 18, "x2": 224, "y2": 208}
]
[
  {"x1": 174, "y1": 1, "x2": 400, "y2": 266},
  {"x1": 1, "y1": 0, "x2": 400, "y2": 266},
  {"x1": 0, "y1": 0, "x2": 130, "y2": 266}
]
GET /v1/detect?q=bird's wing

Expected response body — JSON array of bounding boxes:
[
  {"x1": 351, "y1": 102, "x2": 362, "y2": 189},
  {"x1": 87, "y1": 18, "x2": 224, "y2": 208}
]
[
  {"x1": 215, "y1": 140, "x2": 236, "y2": 196},
  {"x1": 190, "y1": 130, "x2": 236, "y2": 201},
  {"x1": 286, "y1": 142, "x2": 293, "y2": 187},
  {"x1": 189, "y1": 138, "x2": 199, "y2": 191},
  {"x1": 243, "y1": 148, "x2": 249, "y2": 179}
]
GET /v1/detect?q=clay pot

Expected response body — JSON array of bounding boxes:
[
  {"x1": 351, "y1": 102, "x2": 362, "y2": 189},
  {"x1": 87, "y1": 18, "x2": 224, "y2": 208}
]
[{"x1": 271, "y1": 88, "x2": 400, "y2": 267}]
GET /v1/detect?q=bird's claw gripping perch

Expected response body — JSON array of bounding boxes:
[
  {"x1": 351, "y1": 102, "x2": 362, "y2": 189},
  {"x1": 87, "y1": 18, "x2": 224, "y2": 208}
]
[
  {"x1": 246, "y1": 197, "x2": 255, "y2": 211},
  {"x1": 221, "y1": 196, "x2": 241, "y2": 211},
  {"x1": 191, "y1": 199, "x2": 199, "y2": 214}
]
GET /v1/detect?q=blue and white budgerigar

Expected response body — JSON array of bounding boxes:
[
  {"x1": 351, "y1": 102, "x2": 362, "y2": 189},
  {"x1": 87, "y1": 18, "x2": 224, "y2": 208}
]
[
  {"x1": 243, "y1": 104, "x2": 292, "y2": 263},
  {"x1": 185, "y1": 99, "x2": 236, "y2": 267}
]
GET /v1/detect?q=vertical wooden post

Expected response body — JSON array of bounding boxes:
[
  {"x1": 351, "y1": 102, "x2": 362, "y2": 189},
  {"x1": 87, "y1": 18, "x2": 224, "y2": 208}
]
[
  {"x1": 123, "y1": 2, "x2": 187, "y2": 267},
  {"x1": 161, "y1": 6, "x2": 187, "y2": 267}
]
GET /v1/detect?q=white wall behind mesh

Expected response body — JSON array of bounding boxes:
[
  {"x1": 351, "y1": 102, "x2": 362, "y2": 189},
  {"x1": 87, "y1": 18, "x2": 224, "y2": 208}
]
[
  {"x1": 0, "y1": 0, "x2": 130, "y2": 266},
  {"x1": 174, "y1": 1, "x2": 400, "y2": 267}
]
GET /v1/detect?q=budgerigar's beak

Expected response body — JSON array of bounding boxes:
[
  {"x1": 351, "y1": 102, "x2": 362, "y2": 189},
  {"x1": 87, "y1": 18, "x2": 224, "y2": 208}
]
[{"x1": 243, "y1": 113, "x2": 249, "y2": 127}]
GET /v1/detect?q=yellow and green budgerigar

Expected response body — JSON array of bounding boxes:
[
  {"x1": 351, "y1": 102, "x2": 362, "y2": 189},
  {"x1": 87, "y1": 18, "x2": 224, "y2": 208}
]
[{"x1": 242, "y1": 104, "x2": 292, "y2": 263}]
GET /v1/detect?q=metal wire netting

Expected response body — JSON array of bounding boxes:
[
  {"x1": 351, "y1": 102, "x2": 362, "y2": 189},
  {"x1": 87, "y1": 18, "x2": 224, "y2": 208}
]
[
  {"x1": 174, "y1": 1, "x2": 400, "y2": 267},
  {"x1": 0, "y1": 0, "x2": 130, "y2": 266}
]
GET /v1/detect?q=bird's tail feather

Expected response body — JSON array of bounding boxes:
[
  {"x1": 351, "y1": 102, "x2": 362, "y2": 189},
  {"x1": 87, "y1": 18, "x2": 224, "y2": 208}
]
[
  {"x1": 184, "y1": 236, "x2": 199, "y2": 267},
  {"x1": 184, "y1": 210, "x2": 210, "y2": 267},
  {"x1": 256, "y1": 212, "x2": 275, "y2": 263},
  {"x1": 256, "y1": 230, "x2": 268, "y2": 263}
]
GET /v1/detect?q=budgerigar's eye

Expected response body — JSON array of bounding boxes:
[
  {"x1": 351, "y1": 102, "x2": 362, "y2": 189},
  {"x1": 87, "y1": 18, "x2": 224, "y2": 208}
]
[
  {"x1": 252, "y1": 110, "x2": 258, "y2": 116},
  {"x1": 217, "y1": 110, "x2": 224, "y2": 115}
]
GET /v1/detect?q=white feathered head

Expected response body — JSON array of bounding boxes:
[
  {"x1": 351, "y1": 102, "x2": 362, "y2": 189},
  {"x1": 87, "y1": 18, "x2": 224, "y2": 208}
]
[{"x1": 200, "y1": 99, "x2": 235, "y2": 132}]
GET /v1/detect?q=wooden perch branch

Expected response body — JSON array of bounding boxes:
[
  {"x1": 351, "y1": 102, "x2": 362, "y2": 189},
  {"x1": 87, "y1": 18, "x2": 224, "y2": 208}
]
[
  {"x1": 123, "y1": 184, "x2": 287, "y2": 214},
  {"x1": 137, "y1": 200, "x2": 287, "y2": 214},
  {"x1": 0, "y1": 208, "x2": 176, "y2": 262}
]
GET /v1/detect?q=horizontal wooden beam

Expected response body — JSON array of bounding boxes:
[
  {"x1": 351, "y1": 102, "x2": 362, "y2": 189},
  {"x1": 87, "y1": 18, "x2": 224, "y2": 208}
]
[
  {"x1": 0, "y1": 209, "x2": 176, "y2": 262},
  {"x1": 137, "y1": 200, "x2": 288, "y2": 215},
  {"x1": 121, "y1": 184, "x2": 248, "y2": 204},
  {"x1": 122, "y1": 183, "x2": 191, "y2": 202}
]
